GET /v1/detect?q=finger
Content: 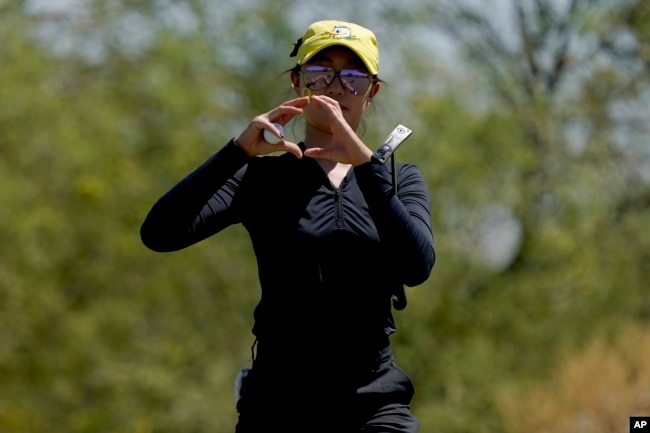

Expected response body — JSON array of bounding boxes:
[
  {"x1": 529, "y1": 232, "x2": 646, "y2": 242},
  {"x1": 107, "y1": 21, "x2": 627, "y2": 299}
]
[
  {"x1": 278, "y1": 141, "x2": 303, "y2": 159},
  {"x1": 268, "y1": 106, "x2": 307, "y2": 126},
  {"x1": 309, "y1": 95, "x2": 343, "y2": 118},
  {"x1": 302, "y1": 147, "x2": 326, "y2": 159},
  {"x1": 275, "y1": 97, "x2": 311, "y2": 112}
]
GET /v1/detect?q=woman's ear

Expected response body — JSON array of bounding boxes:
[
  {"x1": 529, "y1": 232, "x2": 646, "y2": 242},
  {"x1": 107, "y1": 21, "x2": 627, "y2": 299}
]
[
  {"x1": 369, "y1": 81, "x2": 381, "y2": 99},
  {"x1": 367, "y1": 81, "x2": 381, "y2": 104},
  {"x1": 290, "y1": 71, "x2": 301, "y2": 96}
]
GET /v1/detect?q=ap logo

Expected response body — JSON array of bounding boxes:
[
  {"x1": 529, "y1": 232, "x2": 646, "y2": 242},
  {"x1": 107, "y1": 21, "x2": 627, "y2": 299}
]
[{"x1": 631, "y1": 417, "x2": 650, "y2": 431}]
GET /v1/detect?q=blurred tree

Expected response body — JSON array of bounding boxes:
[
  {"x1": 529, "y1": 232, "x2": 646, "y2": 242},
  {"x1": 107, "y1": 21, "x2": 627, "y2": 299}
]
[
  {"x1": 497, "y1": 323, "x2": 650, "y2": 433},
  {"x1": 1, "y1": 1, "x2": 648, "y2": 433},
  {"x1": 391, "y1": 0, "x2": 650, "y2": 259}
]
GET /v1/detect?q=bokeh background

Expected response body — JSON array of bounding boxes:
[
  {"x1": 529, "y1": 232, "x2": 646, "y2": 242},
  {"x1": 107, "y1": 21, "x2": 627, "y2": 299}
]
[{"x1": 2, "y1": 0, "x2": 649, "y2": 432}]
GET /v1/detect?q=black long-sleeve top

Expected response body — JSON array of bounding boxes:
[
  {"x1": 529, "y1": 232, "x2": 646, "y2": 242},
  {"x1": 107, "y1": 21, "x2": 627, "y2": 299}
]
[{"x1": 141, "y1": 140, "x2": 435, "y2": 371}]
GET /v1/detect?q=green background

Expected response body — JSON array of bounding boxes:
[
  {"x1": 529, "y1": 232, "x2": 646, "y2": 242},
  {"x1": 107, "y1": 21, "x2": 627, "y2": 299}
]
[{"x1": 1, "y1": 1, "x2": 649, "y2": 432}]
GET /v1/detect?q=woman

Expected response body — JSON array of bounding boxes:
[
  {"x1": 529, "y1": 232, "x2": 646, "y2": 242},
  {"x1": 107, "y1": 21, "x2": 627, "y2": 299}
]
[{"x1": 140, "y1": 20, "x2": 435, "y2": 433}]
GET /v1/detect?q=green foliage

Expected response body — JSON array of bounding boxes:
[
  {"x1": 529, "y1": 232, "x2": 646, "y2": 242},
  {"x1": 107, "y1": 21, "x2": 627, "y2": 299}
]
[
  {"x1": 1, "y1": 1, "x2": 649, "y2": 432},
  {"x1": 496, "y1": 323, "x2": 650, "y2": 433}
]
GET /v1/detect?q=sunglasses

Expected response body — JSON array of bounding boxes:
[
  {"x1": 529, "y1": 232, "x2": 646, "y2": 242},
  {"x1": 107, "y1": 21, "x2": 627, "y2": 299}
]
[{"x1": 300, "y1": 66, "x2": 374, "y2": 95}]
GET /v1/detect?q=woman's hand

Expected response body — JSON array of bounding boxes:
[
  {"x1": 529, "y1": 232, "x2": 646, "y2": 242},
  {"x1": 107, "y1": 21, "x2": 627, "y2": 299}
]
[
  {"x1": 301, "y1": 95, "x2": 373, "y2": 166},
  {"x1": 234, "y1": 97, "x2": 310, "y2": 159}
]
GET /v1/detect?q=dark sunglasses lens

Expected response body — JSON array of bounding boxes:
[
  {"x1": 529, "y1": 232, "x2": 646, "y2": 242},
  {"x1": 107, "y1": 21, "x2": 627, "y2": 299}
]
[
  {"x1": 339, "y1": 70, "x2": 371, "y2": 94},
  {"x1": 303, "y1": 68, "x2": 334, "y2": 90}
]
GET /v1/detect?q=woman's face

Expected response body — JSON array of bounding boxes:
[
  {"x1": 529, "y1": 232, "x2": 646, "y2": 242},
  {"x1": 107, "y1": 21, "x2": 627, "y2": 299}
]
[{"x1": 291, "y1": 46, "x2": 380, "y2": 132}]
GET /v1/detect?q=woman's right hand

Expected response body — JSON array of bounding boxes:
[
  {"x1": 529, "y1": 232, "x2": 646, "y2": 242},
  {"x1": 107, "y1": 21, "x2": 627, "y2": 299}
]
[{"x1": 234, "y1": 97, "x2": 310, "y2": 159}]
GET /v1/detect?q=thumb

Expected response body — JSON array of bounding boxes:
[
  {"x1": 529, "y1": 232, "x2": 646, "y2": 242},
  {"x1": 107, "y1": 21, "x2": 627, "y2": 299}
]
[
  {"x1": 302, "y1": 147, "x2": 331, "y2": 160},
  {"x1": 281, "y1": 141, "x2": 304, "y2": 159}
]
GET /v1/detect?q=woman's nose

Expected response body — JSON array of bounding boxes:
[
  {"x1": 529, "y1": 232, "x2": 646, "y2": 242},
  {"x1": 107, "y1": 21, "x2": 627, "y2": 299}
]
[{"x1": 327, "y1": 75, "x2": 347, "y2": 95}]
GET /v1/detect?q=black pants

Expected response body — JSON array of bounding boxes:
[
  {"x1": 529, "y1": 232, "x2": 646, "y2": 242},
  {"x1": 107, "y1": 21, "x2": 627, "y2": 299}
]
[{"x1": 235, "y1": 352, "x2": 420, "y2": 433}]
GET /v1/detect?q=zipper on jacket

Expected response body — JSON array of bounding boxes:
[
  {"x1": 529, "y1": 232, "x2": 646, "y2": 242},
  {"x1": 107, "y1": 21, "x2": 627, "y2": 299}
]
[{"x1": 335, "y1": 188, "x2": 344, "y2": 228}]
